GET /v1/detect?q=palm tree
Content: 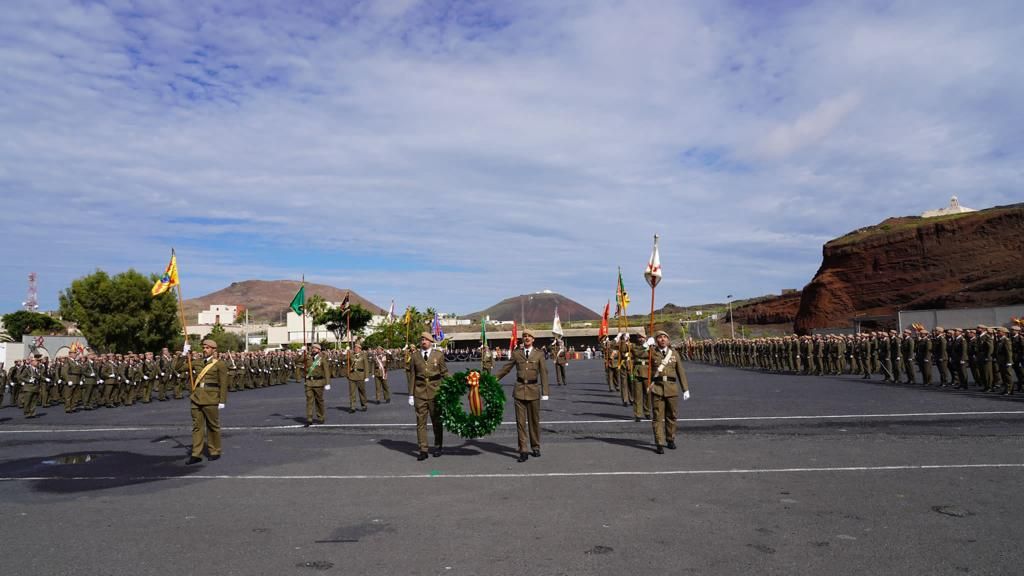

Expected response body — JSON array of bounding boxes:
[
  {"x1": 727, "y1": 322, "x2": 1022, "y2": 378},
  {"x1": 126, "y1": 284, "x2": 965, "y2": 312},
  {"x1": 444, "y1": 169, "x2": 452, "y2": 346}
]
[{"x1": 306, "y1": 294, "x2": 328, "y2": 343}]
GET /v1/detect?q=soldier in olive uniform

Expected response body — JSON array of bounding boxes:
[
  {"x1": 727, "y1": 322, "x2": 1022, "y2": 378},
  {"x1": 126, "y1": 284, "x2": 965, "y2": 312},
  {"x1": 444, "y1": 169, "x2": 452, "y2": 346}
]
[
  {"x1": 976, "y1": 325, "x2": 994, "y2": 391},
  {"x1": 187, "y1": 340, "x2": 229, "y2": 464},
  {"x1": 18, "y1": 356, "x2": 43, "y2": 418},
  {"x1": 495, "y1": 330, "x2": 549, "y2": 462},
  {"x1": 372, "y1": 347, "x2": 391, "y2": 404},
  {"x1": 409, "y1": 332, "x2": 448, "y2": 460},
  {"x1": 1011, "y1": 326, "x2": 1024, "y2": 391},
  {"x1": 346, "y1": 341, "x2": 371, "y2": 412},
  {"x1": 551, "y1": 338, "x2": 568, "y2": 386},
  {"x1": 949, "y1": 328, "x2": 969, "y2": 388},
  {"x1": 304, "y1": 343, "x2": 331, "y2": 425},
  {"x1": 995, "y1": 327, "x2": 1014, "y2": 395},
  {"x1": 933, "y1": 327, "x2": 950, "y2": 387},
  {"x1": 480, "y1": 344, "x2": 494, "y2": 375},
  {"x1": 644, "y1": 330, "x2": 690, "y2": 454}
]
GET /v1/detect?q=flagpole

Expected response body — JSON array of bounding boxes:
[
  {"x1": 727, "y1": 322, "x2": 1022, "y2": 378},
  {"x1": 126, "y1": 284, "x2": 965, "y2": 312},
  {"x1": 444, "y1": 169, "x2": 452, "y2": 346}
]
[
  {"x1": 170, "y1": 248, "x2": 196, "y2": 392},
  {"x1": 645, "y1": 235, "x2": 659, "y2": 398},
  {"x1": 301, "y1": 275, "x2": 308, "y2": 377}
]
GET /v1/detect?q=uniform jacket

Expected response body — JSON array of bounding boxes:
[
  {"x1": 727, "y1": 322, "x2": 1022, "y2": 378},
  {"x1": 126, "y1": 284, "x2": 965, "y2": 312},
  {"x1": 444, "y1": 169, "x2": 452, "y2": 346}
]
[
  {"x1": 305, "y1": 353, "x2": 331, "y2": 386},
  {"x1": 190, "y1": 355, "x2": 229, "y2": 405},
  {"x1": 647, "y1": 346, "x2": 689, "y2": 398},
  {"x1": 347, "y1": 351, "x2": 370, "y2": 381},
  {"x1": 496, "y1": 347, "x2": 549, "y2": 401},
  {"x1": 410, "y1": 348, "x2": 448, "y2": 400}
]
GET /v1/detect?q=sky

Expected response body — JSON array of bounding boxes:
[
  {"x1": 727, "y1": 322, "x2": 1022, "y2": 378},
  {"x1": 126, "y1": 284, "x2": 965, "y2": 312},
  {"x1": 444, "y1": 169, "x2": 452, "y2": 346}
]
[{"x1": 1, "y1": 0, "x2": 1021, "y2": 318}]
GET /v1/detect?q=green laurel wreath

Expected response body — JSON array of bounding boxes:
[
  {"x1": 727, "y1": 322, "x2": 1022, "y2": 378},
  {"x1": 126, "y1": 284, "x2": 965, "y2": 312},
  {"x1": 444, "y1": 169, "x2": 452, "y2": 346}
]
[{"x1": 437, "y1": 370, "x2": 506, "y2": 439}]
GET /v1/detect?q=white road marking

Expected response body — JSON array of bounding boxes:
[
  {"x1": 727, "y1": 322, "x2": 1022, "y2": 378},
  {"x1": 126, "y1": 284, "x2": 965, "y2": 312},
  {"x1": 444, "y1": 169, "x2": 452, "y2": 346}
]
[
  {"x1": 2, "y1": 410, "x2": 1023, "y2": 434},
  {"x1": 2, "y1": 463, "x2": 1022, "y2": 482}
]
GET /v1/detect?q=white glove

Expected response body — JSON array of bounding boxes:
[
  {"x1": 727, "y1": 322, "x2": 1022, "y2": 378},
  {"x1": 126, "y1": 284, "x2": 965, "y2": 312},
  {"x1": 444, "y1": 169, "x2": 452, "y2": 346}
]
[
  {"x1": 143, "y1": 376, "x2": 149, "y2": 380},
  {"x1": 218, "y1": 403, "x2": 225, "y2": 409},
  {"x1": 325, "y1": 385, "x2": 331, "y2": 390},
  {"x1": 644, "y1": 337, "x2": 655, "y2": 348},
  {"x1": 160, "y1": 372, "x2": 165, "y2": 376},
  {"x1": 683, "y1": 390, "x2": 690, "y2": 400},
  {"x1": 541, "y1": 395, "x2": 549, "y2": 401},
  {"x1": 182, "y1": 343, "x2": 190, "y2": 353},
  {"x1": 365, "y1": 378, "x2": 370, "y2": 382},
  {"x1": 98, "y1": 379, "x2": 104, "y2": 384},
  {"x1": 408, "y1": 396, "x2": 415, "y2": 406}
]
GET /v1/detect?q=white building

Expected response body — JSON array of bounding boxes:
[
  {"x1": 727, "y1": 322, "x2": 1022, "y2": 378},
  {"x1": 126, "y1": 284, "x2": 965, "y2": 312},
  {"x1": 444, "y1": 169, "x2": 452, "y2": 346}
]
[
  {"x1": 198, "y1": 304, "x2": 240, "y2": 325},
  {"x1": 922, "y1": 196, "x2": 976, "y2": 218}
]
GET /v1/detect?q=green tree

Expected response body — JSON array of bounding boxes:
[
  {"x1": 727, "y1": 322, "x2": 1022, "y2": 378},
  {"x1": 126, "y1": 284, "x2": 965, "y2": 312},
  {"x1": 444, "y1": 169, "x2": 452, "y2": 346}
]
[
  {"x1": 203, "y1": 323, "x2": 245, "y2": 352},
  {"x1": 59, "y1": 269, "x2": 182, "y2": 354},
  {"x1": 306, "y1": 294, "x2": 328, "y2": 342},
  {"x1": 364, "y1": 306, "x2": 430, "y2": 349},
  {"x1": 1, "y1": 310, "x2": 64, "y2": 341},
  {"x1": 320, "y1": 303, "x2": 373, "y2": 346}
]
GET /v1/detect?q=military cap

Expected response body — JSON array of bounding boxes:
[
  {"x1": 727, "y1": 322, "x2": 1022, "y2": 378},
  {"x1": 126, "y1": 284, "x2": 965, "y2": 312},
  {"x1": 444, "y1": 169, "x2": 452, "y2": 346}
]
[
  {"x1": 934, "y1": 326, "x2": 944, "y2": 332},
  {"x1": 522, "y1": 329, "x2": 535, "y2": 338},
  {"x1": 976, "y1": 324, "x2": 987, "y2": 330},
  {"x1": 420, "y1": 331, "x2": 435, "y2": 343},
  {"x1": 997, "y1": 326, "x2": 1009, "y2": 334},
  {"x1": 311, "y1": 343, "x2": 321, "y2": 350},
  {"x1": 202, "y1": 339, "x2": 218, "y2": 349},
  {"x1": 1011, "y1": 325, "x2": 1021, "y2": 331},
  {"x1": 33, "y1": 353, "x2": 42, "y2": 359},
  {"x1": 653, "y1": 330, "x2": 669, "y2": 338}
]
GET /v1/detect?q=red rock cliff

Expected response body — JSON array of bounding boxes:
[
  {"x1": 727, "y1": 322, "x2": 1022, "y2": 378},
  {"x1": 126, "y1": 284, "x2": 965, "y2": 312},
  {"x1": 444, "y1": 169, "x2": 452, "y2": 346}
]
[{"x1": 794, "y1": 203, "x2": 1024, "y2": 334}]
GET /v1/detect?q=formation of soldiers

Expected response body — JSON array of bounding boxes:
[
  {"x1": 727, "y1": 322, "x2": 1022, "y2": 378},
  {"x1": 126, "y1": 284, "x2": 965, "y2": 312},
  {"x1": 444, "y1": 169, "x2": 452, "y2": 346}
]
[
  {"x1": 684, "y1": 324, "x2": 1023, "y2": 394},
  {"x1": 0, "y1": 346, "x2": 403, "y2": 419}
]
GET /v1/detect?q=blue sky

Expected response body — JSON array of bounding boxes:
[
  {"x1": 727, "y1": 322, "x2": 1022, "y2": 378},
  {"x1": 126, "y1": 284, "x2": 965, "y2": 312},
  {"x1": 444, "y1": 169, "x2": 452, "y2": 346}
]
[{"x1": 1, "y1": 0, "x2": 1021, "y2": 317}]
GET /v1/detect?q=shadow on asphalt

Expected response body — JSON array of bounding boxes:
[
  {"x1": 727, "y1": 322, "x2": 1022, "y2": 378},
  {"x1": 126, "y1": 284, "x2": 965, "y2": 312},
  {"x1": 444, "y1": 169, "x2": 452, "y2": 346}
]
[
  {"x1": 577, "y1": 435, "x2": 658, "y2": 453},
  {"x1": 0, "y1": 451, "x2": 202, "y2": 494}
]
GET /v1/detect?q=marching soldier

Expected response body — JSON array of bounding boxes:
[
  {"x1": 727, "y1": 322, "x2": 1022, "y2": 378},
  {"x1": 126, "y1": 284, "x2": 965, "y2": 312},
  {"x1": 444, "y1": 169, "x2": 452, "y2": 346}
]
[
  {"x1": 409, "y1": 332, "x2": 448, "y2": 460},
  {"x1": 187, "y1": 340, "x2": 229, "y2": 464},
  {"x1": 372, "y1": 347, "x2": 391, "y2": 404},
  {"x1": 303, "y1": 343, "x2": 330, "y2": 426},
  {"x1": 495, "y1": 329, "x2": 549, "y2": 463},
  {"x1": 19, "y1": 356, "x2": 43, "y2": 418},
  {"x1": 346, "y1": 341, "x2": 370, "y2": 413},
  {"x1": 141, "y1": 351, "x2": 159, "y2": 403},
  {"x1": 602, "y1": 337, "x2": 618, "y2": 392},
  {"x1": 643, "y1": 330, "x2": 690, "y2": 454},
  {"x1": 81, "y1": 353, "x2": 99, "y2": 410},
  {"x1": 551, "y1": 338, "x2": 568, "y2": 386}
]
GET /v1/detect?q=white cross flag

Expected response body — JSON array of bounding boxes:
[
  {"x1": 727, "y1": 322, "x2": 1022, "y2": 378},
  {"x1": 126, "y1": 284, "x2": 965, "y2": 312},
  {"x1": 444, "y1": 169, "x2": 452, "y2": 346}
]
[{"x1": 644, "y1": 234, "x2": 662, "y2": 289}]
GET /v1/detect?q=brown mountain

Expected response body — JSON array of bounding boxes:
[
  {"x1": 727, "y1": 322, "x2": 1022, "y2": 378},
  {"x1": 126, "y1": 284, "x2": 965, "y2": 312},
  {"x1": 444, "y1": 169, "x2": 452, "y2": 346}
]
[
  {"x1": 732, "y1": 291, "x2": 802, "y2": 325},
  {"x1": 184, "y1": 280, "x2": 385, "y2": 323},
  {"x1": 467, "y1": 292, "x2": 600, "y2": 323},
  {"x1": 794, "y1": 203, "x2": 1024, "y2": 333}
]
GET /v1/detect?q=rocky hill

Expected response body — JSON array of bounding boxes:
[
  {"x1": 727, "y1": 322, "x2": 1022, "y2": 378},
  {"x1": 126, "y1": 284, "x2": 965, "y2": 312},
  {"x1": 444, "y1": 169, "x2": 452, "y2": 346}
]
[
  {"x1": 184, "y1": 280, "x2": 385, "y2": 323},
  {"x1": 467, "y1": 291, "x2": 600, "y2": 323},
  {"x1": 732, "y1": 291, "x2": 802, "y2": 325},
  {"x1": 794, "y1": 203, "x2": 1024, "y2": 333}
]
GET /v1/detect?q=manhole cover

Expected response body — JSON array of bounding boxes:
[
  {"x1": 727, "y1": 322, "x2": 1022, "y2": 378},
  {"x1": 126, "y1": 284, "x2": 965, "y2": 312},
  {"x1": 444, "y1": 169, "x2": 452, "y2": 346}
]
[
  {"x1": 41, "y1": 454, "x2": 100, "y2": 465},
  {"x1": 296, "y1": 561, "x2": 334, "y2": 570}
]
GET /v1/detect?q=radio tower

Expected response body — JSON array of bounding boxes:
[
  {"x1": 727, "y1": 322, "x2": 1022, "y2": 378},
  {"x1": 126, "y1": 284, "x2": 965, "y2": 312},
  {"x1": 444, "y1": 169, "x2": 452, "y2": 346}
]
[{"x1": 23, "y1": 272, "x2": 39, "y2": 311}]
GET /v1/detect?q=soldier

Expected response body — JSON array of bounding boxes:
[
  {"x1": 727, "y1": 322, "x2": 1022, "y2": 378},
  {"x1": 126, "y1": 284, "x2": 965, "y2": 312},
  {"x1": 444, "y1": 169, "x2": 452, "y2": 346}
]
[
  {"x1": 1012, "y1": 325, "x2": 1024, "y2": 392},
  {"x1": 915, "y1": 328, "x2": 933, "y2": 386},
  {"x1": 303, "y1": 343, "x2": 330, "y2": 426},
  {"x1": 643, "y1": 330, "x2": 690, "y2": 454},
  {"x1": 949, "y1": 328, "x2": 969, "y2": 389},
  {"x1": 901, "y1": 330, "x2": 916, "y2": 384},
  {"x1": 5, "y1": 360, "x2": 20, "y2": 407},
  {"x1": 346, "y1": 341, "x2": 371, "y2": 413},
  {"x1": 602, "y1": 337, "x2": 618, "y2": 392},
  {"x1": 187, "y1": 340, "x2": 229, "y2": 465},
  {"x1": 551, "y1": 338, "x2": 568, "y2": 386},
  {"x1": 888, "y1": 330, "x2": 902, "y2": 384},
  {"x1": 976, "y1": 325, "x2": 994, "y2": 391},
  {"x1": 630, "y1": 334, "x2": 651, "y2": 422},
  {"x1": 480, "y1": 344, "x2": 494, "y2": 375},
  {"x1": 372, "y1": 347, "x2": 391, "y2": 404},
  {"x1": 19, "y1": 355, "x2": 43, "y2": 418},
  {"x1": 495, "y1": 329, "x2": 549, "y2": 463},
  {"x1": 409, "y1": 332, "x2": 448, "y2": 460},
  {"x1": 995, "y1": 327, "x2": 1014, "y2": 395},
  {"x1": 0, "y1": 362, "x2": 6, "y2": 408},
  {"x1": 932, "y1": 327, "x2": 950, "y2": 387},
  {"x1": 140, "y1": 351, "x2": 159, "y2": 403},
  {"x1": 80, "y1": 353, "x2": 100, "y2": 410}
]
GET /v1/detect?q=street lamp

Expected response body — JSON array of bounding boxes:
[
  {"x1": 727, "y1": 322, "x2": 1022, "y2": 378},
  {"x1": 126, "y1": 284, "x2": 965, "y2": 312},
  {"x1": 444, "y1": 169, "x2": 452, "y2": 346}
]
[{"x1": 727, "y1": 295, "x2": 734, "y2": 339}]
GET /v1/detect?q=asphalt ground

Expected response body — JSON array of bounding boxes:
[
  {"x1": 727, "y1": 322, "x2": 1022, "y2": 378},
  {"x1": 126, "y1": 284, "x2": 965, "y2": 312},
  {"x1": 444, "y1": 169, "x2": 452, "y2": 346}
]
[{"x1": 1, "y1": 359, "x2": 1023, "y2": 576}]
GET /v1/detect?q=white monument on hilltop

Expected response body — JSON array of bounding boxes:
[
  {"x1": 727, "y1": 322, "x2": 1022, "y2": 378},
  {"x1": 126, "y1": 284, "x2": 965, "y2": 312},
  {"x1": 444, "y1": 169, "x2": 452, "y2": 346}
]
[{"x1": 922, "y1": 196, "x2": 976, "y2": 218}]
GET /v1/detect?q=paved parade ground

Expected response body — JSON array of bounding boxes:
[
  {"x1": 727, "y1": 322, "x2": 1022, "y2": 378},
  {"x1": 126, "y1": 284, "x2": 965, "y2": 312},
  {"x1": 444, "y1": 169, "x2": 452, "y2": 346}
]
[{"x1": 2, "y1": 358, "x2": 1023, "y2": 575}]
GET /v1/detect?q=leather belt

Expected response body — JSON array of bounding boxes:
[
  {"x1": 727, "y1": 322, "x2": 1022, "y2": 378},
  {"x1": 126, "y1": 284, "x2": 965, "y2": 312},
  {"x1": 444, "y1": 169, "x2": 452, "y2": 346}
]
[
  {"x1": 517, "y1": 379, "x2": 538, "y2": 385},
  {"x1": 652, "y1": 376, "x2": 677, "y2": 383},
  {"x1": 417, "y1": 376, "x2": 441, "y2": 383}
]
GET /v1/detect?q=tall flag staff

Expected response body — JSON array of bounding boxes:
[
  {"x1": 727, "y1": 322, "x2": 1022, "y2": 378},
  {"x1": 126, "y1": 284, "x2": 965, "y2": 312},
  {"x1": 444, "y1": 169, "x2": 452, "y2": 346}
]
[
  {"x1": 289, "y1": 278, "x2": 306, "y2": 372},
  {"x1": 151, "y1": 249, "x2": 195, "y2": 391},
  {"x1": 480, "y1": 315, "x2": 488, "y2": 371},
  {"x1": 643, "y1": 234, "x2": 663, "y2": 393},
  {"x1": 599, "y1": 300, "x2": 610, "y2": 339}
]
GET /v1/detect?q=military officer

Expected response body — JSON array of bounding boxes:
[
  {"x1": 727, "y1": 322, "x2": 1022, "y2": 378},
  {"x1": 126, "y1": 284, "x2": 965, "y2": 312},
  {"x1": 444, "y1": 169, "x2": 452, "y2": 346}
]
[
  {"x1": 480, "y1": 344, "x2": 494, "y2": 375},
  {"x1": 642, "y1": 331, "x2": 690, "y2": 454},
  {"x1": 18, "y1": 355, "x2": 43, "y2": 418},
  {"x1": 304, "y1": 343, "x2": 330, "y2": 425},
  {"x1": 409, "y1": 332, "x2": 448, "y2": 460},
  {"x1": 551, "y1": 338, "x2": 568, "y2": 386},
  {"x1": 495, "y1": 329, "x2": 549, "y2": 462},
  {"x1": 187, "y1": 340, "x2": 229, "y2": 464},
  {"x1": 346, "y1": 341, "x2": 371, "y2": 413},
  {"x1": 372, "y1": 347, "x2": 391, "y2": 404}
]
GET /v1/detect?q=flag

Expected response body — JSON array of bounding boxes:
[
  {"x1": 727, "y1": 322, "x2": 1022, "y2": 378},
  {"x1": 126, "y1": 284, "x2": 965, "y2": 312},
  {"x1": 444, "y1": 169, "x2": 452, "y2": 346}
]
[
  {"x1": 480, "y1": 316, "x2": 488, "y2": 346},
  {"x1": 340, "y1": 291, "x2": 351, "y2": 313},
  {"x1": 431, "y1": 311, "x2": 445, "y2": 342},
  {"x1": 616, "y1": 267, "x2": 630, "y2": 313},
  {"x1": 402, "y1": 307, "x2": 412, "y2": 326},
  {"x1": 151, "y1": 253, "x2": 179, "y2": 296},
  {"x1": 387, "y1": 299, "x2": 395, "y2": 323},
  {"x1": 552, "y1": 306, "x2": 563, "y2": 337},
  {"x1": 644, "y1": 235, "x2": 662, "y2": 289},
  {"x1": 289, "y1": 284, "x2": 305, "y2": 315},
  {"x1": 599, "y1": 300, "x2": 610, "y2": 337},
  {"x1": 509, "y1": 320, "x2": 518, "y2": 351}
]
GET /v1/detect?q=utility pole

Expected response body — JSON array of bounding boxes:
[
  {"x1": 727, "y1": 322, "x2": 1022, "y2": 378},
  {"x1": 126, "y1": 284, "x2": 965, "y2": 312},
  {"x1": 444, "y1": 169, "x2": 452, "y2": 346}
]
[{"x1": 727, "y1": 294, "x2": 735, "y2": 339}]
